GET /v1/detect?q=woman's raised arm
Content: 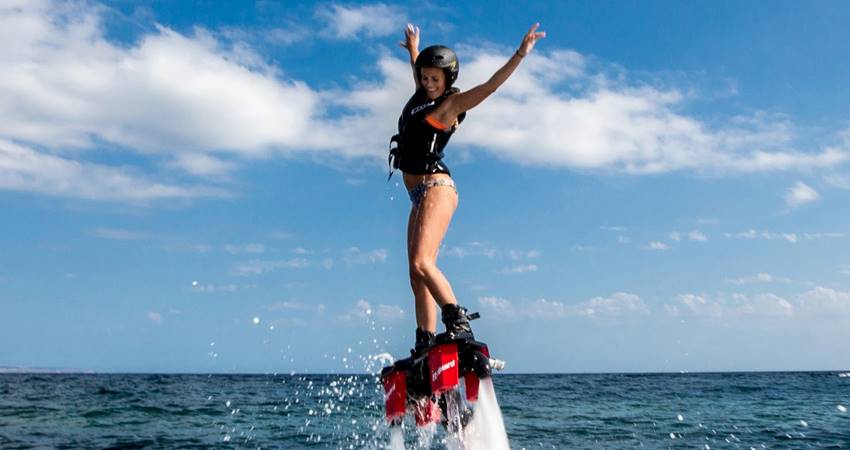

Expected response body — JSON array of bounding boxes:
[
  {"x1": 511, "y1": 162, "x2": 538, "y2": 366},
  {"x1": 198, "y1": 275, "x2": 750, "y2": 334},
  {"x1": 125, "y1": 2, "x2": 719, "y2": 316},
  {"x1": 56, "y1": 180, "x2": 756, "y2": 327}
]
[
  {"x1": 444, "y1": 23, "x2": 546, "y2": 118},
  {"x1": 399, "y1": 24, "x2": 421, "y2": 89}
]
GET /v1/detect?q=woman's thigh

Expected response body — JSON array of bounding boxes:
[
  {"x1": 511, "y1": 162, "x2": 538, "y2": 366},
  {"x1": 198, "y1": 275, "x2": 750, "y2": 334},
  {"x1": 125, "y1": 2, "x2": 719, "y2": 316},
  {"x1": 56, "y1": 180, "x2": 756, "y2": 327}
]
[{"x1": 409, "y1": 186, "x2": 458, "y2": 261}]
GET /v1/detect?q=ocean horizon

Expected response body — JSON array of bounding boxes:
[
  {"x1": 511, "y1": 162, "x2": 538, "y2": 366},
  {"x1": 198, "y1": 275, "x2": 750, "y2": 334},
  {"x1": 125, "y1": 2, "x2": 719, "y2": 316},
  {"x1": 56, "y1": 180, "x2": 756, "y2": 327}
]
[{"x1": 3, "y1": 371, "x2": 849, "y2": 448}]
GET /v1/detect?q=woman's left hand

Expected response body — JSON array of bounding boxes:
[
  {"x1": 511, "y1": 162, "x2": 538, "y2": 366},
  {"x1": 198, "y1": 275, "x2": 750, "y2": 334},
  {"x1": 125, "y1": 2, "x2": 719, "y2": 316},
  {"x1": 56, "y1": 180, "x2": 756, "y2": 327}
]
[{"x1": 517, "y1": 23, "x2": 546, "y2": 57}]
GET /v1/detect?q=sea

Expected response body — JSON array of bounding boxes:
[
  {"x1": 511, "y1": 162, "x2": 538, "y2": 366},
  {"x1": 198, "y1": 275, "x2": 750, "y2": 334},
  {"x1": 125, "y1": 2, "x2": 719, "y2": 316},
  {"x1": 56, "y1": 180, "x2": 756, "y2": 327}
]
[{"x1": 2, "y1": 371, "x2": 849, "y2": 449}]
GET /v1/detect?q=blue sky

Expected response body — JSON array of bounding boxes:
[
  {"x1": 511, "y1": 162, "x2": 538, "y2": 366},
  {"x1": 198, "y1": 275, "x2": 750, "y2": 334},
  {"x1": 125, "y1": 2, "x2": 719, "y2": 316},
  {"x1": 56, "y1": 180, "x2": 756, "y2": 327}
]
[{"x1": 2, "y1": 0, "x2": 850, "y2": 373}]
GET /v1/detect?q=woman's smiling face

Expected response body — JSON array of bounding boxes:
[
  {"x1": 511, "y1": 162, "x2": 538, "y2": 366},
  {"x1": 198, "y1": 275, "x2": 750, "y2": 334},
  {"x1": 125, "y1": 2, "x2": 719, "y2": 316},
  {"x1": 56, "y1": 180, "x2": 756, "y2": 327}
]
[{"x1": 420, "y1": 67, "x2": 446, "y2": 100}]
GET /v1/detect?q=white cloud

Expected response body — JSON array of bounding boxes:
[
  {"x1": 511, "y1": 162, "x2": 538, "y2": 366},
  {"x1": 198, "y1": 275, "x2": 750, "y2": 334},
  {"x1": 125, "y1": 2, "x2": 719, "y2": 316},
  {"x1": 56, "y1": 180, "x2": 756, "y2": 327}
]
[
  {"x1": 668, "y1": 292, "x2": 793, "y2": 318},
  {"x1": 508, "y1": 249, "x2": 541, "y2": 260},
  {"x1": 0, "y1": 139, "x2": 220, "y2": 201},
  {"x1": 191, "y1": 283, "x2": 239, "y2": 293},
  {"x1": 489, "y1": 287, "x2": 850, "y2": 322},
  {"x1": 0, "y1": 3, "x2": 321, "y2": 201},
  {"x1": 688, "y1": 230, "x2": 708, "y2": 241},
  {"x1": 488, "y1": 292, "x2": 648, "y2": 320},
  {"x1": 221, "y1": 22, "x2": 311, "y2": 47},
  {"x1": 445, "y1": 242, "x2": 497, "y2": 259},
  {"x1": 264, "y1": 26, "x2": 311, "y2": 45},
  {"x1": 89, "y1": 227, "x2": 152, "y2": 241},
  {"x1": 315, "y1": 3, "x2": 404, "y2": 40},
  {"x1": 617, "y1": 235, "x2": 631, "y2": 244},
  {"x1": 447, "y1": 244, "x2": 540, "y2": 262},
  {"x1": 167, "y1": 153, "x2": 237, "y2": 177},
  {"x1": 668, "y1": 294, "x2": 719, "y2": 317},
  {"x1": 824, "y1": 173, "x2": 850, "y2": 189},
  {"x1": 841, "y1": 265, "x2": 850, "y2": 276},
  {"x1": 4, "y1": 2, "x2": 849, "y2": 204},
  {"x1": 724, "y1": 229, "x2": 812, "y2": 243},
  {"x1": 802, "y1": 232, "x2": 844, "y2": 240},
  {"x1": 164, "y1": 242, "x2": 212, "y2": 253},
  {"x1": 268, "y1": 300, "x2": 306, "y2": 311},
  {"x1": 499, "y1": 264, "x2": 538, "y2": 274},
  {"x1": 477, "y1": 296, "x2": 515, "y2": 317},
  {"x1": 374, "y1": 304, "x2": 406, "y2": 322},
  {"x1": 147, "y1": 311, "x2": 164, "y2": 325},
  {"x1": 785, "y1": 182, "x2": 819, "y2": 208},
  {"x1": 338, "y1": 299, "x2": 405, "y2": 322},
  {"x1": 231, "y1": 258, "x2": 309, "y2": 276},
  {"x1": 341, "y1": 247, "x2": 388, "y2": 265},
  {"x1": 728, "y1": 229, "x2": 758, "y2": 239},
  {"x1": 798, "y1": 287, "x2": 850, "y2": 316},
  {"x1": 452, "y1": 48, "x2": 850, "y2": 174},
  {"x1": 648, "y1": 241, "x2": 669, "y2": 250},
  {"x1": 601, "y1": 225, "x2": 627, "y2": 232},
  {"x1": 527, "y1": 298, "x2": 570, "y2": 319},
  {"x1": 0, "y1": 4, "x2": 319, "y2": 153},
  {"x1": 734, "y1": 293, "x2": 794, "y2": 317},
  {"x1": 223, "y1": 243, "x2": 265, "y2": 255},
  {"x1": 352, "y1": 299, "x2": 372, "y2": 320},
  {"x1": 726, "y1": 272, "x2": 792, "y2": 285},
  {"x1": 669, "y1": 231, "x2": 681, "y2": 241},
  {"x1": 576, "y1": 292, "x2": 650, "y2": 317}
]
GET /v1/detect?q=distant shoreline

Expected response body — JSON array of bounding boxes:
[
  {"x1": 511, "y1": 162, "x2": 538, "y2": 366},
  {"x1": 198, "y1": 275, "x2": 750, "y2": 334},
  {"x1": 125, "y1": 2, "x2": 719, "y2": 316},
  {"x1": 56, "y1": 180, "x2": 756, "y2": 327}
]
[{"x1": 0, "y1": 367, "x2": 96, "y2": 374}]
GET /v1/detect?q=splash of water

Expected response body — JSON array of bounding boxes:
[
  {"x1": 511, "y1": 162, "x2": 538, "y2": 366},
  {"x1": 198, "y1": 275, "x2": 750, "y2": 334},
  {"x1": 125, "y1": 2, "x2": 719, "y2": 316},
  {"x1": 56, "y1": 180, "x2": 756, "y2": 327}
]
[
  {"x1": 389, "y1": 426, "x2": 405, "y2": 450},
  {"x1": 463, "y1": 378, "x2": 510, "y2": 450},
  {"x1": 415, "y1": 422, "x2": 437, "y2": 448}
]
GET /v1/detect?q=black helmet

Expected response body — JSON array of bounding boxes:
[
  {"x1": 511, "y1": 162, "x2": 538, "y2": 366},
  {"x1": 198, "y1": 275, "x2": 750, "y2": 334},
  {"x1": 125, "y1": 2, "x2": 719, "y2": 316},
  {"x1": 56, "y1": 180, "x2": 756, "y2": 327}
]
[{"x1": 415, "y1": 45, "x2": 459, "y2": 86}]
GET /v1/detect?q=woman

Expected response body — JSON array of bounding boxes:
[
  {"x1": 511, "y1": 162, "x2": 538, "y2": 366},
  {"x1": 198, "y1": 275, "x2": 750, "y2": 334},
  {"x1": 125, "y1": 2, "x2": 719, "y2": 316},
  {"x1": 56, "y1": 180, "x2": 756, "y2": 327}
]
[{"x1": 393, "y1": 23, "x2": 545, "y2": 357}]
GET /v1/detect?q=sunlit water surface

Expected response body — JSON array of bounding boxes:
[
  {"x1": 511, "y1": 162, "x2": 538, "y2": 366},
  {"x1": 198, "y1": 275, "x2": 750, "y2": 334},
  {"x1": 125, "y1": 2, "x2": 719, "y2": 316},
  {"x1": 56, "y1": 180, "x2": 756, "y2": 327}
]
[{"x1": 1, "y1": 371, "x2": 849, "y2": 449}]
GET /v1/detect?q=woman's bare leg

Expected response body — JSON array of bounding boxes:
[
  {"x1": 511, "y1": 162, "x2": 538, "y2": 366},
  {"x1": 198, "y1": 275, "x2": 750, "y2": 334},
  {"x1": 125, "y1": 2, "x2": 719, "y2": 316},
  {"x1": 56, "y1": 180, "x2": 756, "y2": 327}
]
[
  {"x1": 408, "y1": 206, "x2": 438, "y2": 332},
  {"x1": 408, "y1": 185, "x2": 459, "y2": 332}
]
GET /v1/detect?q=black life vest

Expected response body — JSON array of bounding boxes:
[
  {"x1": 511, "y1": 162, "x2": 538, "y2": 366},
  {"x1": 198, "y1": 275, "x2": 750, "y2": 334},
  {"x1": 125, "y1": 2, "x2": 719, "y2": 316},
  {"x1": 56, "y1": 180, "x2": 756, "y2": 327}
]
[{"x1": 388, "y1": 87, "x2": 466, "y2": 179}]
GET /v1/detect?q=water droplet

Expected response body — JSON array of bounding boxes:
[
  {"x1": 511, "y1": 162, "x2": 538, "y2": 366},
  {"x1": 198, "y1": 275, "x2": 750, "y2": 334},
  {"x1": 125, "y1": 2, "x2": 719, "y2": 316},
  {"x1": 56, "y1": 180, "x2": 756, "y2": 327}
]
[
  {"x1": 677, "y1": 414, "x2": 684, "y2": 421},
  {"x1": 838, "y1": 405, "x2": 847, "y2": 412},
  {"x1": 800, "y1": 420, "x2": 808, "y2": 427},
  {"x1": 252, "y1": 317, "x2": 260, "y2": 325}
]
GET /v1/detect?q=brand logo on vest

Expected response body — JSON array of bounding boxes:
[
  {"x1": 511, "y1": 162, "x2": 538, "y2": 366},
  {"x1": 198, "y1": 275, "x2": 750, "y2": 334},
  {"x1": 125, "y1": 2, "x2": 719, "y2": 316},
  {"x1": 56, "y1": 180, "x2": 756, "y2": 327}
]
[
  {"x1": 431, "y1": 359, "x2": 456, "y2": 382},
  {"x1": 411, "y1": 101, "x2": 435, "y2": 116}
]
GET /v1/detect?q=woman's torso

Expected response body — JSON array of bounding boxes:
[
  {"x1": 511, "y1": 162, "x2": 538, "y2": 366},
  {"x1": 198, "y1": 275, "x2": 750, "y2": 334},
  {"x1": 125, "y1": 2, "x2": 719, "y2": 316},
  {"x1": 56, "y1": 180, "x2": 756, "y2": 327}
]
[
  {"x1": 396, "y1": 88, "x2": 464, "y2": 183},
  {"x1": 402, "y1": 172, "x2": 453, "y2": 191}
]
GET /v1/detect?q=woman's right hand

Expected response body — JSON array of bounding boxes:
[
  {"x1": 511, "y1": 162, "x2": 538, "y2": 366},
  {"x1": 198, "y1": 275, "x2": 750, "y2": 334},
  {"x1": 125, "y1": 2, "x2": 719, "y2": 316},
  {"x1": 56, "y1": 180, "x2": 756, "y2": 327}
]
[{"x1": 399, "y1": 23, "x2": 420, "y2": 54}]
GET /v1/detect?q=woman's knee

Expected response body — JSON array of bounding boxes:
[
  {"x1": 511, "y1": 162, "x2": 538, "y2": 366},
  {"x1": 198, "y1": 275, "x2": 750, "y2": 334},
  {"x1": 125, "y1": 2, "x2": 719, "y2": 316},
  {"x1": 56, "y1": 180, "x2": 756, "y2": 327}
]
[{"x1": 410, "y1": 258, "x2": 436, "y2": 280}]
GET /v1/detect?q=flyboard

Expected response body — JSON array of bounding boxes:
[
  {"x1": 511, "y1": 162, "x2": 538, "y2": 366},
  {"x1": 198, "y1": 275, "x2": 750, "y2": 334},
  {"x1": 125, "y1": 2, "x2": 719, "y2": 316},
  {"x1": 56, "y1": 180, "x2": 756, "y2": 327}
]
[{"x1": 380, "y1": 311, "x2": 507, "y2": 446}]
